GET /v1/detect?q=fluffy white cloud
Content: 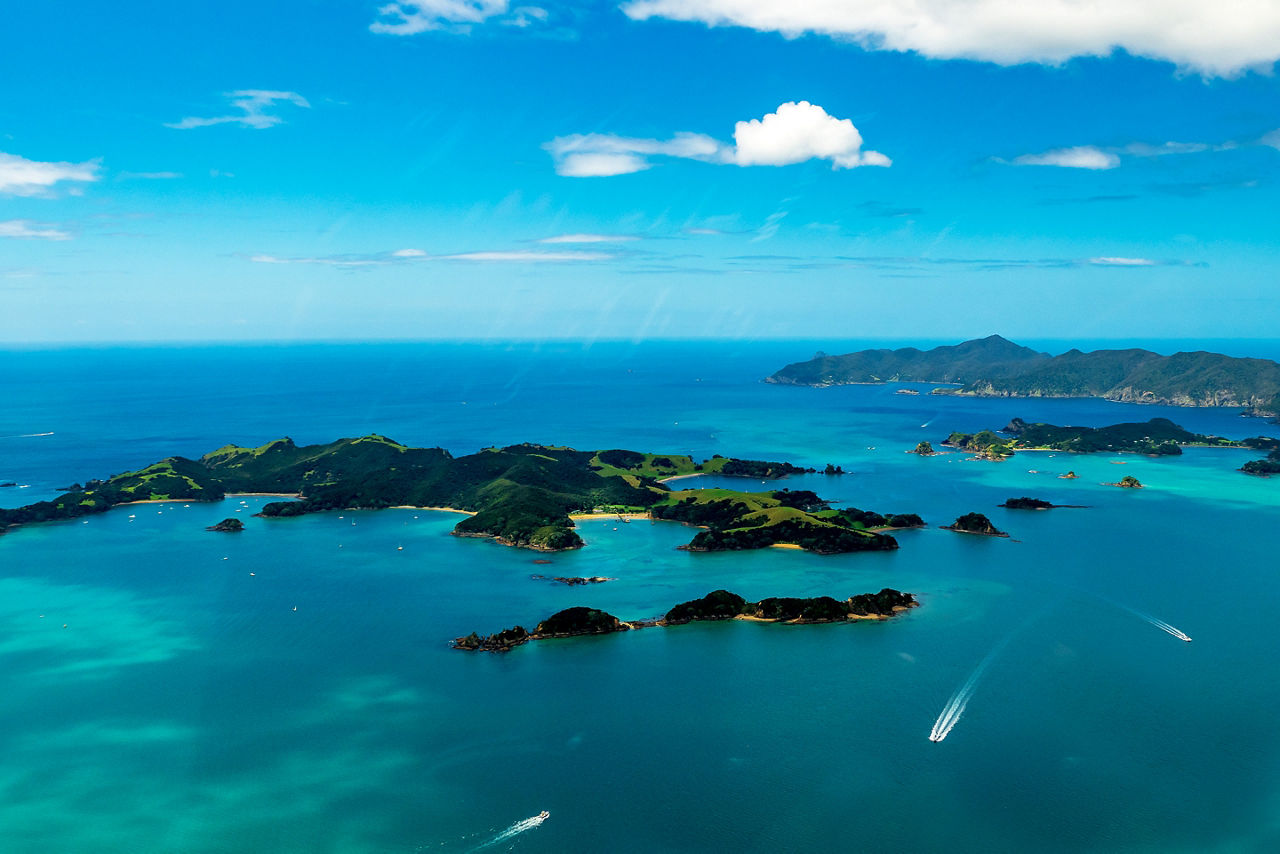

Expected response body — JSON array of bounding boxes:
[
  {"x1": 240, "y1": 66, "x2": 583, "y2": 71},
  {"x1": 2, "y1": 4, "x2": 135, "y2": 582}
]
[
  {"x1": 166, "y1": 91, "x2": 310, "y2": 130},
  {"x1": 545, "y1": 101, "x2": 888, "y2": 176},
  {"x1": 370, "y1": 1, "x2": 547, "y2": 34},
  {"x1": 0, "y1": 151, "x2": 100, "y2": 197},
  {"x1": 0, "y1": 219, "x2": 71, "y2": 240},
  {"x1": 731, "y1": 101, "x2": 889, "y2": 167},
  {"x1": 538, "y1": 233, "x2": 641, "y2": 243},
  {"x1": 1013, "y1": 146, "x2": 1120, "y2": 170},
  {"x1": 620, "y1": 0, "x2": 1280, "y2": 76}
]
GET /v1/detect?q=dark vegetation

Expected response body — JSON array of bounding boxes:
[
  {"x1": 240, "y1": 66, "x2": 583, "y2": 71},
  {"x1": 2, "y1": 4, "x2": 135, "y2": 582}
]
[
  {"x1": 456, "y1": 588, "x2": 919, "y2": 651},
  {"x1": 649, "y1": 488, "x2": 912, "y2": 554},
  {"x1": 717, "y1": 458, "x2": 815, "y2": 478},
  {"x1": 768, "y1": 335, "x2": 1280, "y2": 412},
  {"x1": 1240, "y1": 439, "x2": 1280, "y2": 476},
  {"x1": 944, "y1": 513, "x2": 1008, "y2": 537},
  {"x1": 1000, "y1": 497, "x2": 1054, "y2": 510},
  {"x1": 1001, "y1": 417, "x2": 1232, "y2": 454},
  {"x1": 944, "y1": 430, "x2": 1014, "y2": 459},
  {"x1": 208, "y1": 517, "x2": 244, "y2": 532}
]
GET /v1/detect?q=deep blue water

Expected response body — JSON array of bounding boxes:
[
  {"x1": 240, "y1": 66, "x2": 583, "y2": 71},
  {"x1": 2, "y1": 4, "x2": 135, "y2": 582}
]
[{"x1": 1, "y1": 340, "x2": 1278, "y2": 852}]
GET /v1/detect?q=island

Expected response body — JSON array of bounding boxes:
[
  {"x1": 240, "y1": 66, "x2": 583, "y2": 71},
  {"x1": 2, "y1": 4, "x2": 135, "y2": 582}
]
[
  {"x1": 1109, "y1": 475, "x2": 1144, "y2": 489},
  {"x1": 207, "y1": 517, "x2": 244, "y2": 532},
  {"x1": 943, "y1": 512, "x2": 1008, "y2": 537},
  {"x1": 909, "y1": 441, "x2": 937, "y2": 456},
  {"x1": 531, "y1": 575, "x2": 614, "y2": 586},
  {"x1": 943, "y1": 430, "x2": 1014, "y2": 459},
  {"x1": 1000, "y1": 417, "x2": 1234, "y2": 455},
  {"x1": 650, "y1": 488, "x2": 921, "y2": 554},
  {"x1": 0, "y1": 435, "x2": 918, "y2": 556},
  {"x1": 766, "y1": 335, "x2": 1280, "y2": 414},
  {"x1": 999, "y1": 497, "x2": 1086, "y2": 510},
  {"x1": 452, "y1": 587, "x2": 919, "y2": 652},
  {"x1": 1241, "y1": 437, "x2": 1280, "y2": 476}
]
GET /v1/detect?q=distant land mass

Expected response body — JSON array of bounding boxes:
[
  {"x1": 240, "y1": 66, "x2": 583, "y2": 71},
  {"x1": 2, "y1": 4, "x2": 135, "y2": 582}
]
[
  {"x1": 0, "y1": 436, "x2": 915, "y2": 555},
  {"x1": 766, "y1": 335, "x2": 1280, "y2": 413}
]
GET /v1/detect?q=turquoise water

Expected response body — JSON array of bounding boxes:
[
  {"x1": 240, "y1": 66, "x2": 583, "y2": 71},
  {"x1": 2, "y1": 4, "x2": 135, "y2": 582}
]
[{"x1": 1, "y1": 341, "x2": 1279, "y2": 852}]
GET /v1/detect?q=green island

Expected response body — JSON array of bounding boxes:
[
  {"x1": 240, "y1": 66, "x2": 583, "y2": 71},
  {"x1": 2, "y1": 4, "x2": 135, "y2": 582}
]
[
  {"x1": 945, "y1": 417, "x2": 1238, "y2": 459},
  {"x1": 943, "y1": 512, "x2": 1008, "y2": 537},
  {"x1": 207, "y1": 517, "x2": 244, "y2": 532},
  {"x1": 453, "y1": 588, "x2": 919, "y2": 652},
  {"x1": 1241, "y1": 437, "x2": 1280, "y2": 476},
  {"x1": 767, "y1": 335, "x2": 1280, "y2": 414},
  {"x1": 1000, "y1": 497, "x2": 1085, "y2": 510},
  {"x1": 0, "y1": 436, "x2": 918, "y2": 555}
]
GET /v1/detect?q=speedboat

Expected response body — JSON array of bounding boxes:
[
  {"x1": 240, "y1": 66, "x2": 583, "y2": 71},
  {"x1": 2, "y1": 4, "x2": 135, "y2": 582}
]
[{"x1": 538, "y1": 811, "x2": 550, "y2": 820}]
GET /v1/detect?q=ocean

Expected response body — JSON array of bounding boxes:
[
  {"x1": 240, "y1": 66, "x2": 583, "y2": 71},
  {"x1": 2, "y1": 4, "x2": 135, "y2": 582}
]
[{"x1": 1, "y1": 339, "x2": 1278, "y2": 852}]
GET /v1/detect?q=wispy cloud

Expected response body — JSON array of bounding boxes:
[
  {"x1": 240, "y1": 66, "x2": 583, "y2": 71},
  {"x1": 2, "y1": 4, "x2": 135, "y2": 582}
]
[
  {"x1": 1013, "y1": 146, "x2": 1120, "y2": 170},
  {"x1": 546, "y1": 101, "x2": 889, "y2": 176},
  {"x1": 117, "y1": 171, "x2": 182, "y2": 180},
  {"x1": 166, "y1": 91, "x2": 310, "y2": 130},
  {"x1": 249, "y1": 247, "x2": 613, "y2": 267},
  {"x1": 620, "y1": 0, "x2": 1280, "y2": 76},
  {"x1": 537, "y1": 233, "x2": 641, "y2": 244},
  {"x1": 0, "y1": 219, "x2": 71, "y2": 240},
  {"x1": 370, "y1": 1, "x2": 548, "y2": 34},
  {"x1": 1089, "y1": 256, "x2": 1156, "y2": 266},
  {"x1": 0, "y1": 151, "x2": 100, "y2": 197}
]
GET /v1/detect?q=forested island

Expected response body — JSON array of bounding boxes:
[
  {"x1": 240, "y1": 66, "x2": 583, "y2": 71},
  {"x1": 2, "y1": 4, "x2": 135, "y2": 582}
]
[
  {"x1": 0, "y1": 436, "x2": 918, "y2": 555},
  {"x1": 767, "y1": 335, "x2": 1280, "y2": 413},
  {"x1": 453, "y1": 588, "x2": 919, "y2": 652},
  {"x1": 944, "y1": 417, "x2": 1238, "y2": 459},
  {"x1": 1241, "y1": 437, "x2": 1280, "y2": 476}
]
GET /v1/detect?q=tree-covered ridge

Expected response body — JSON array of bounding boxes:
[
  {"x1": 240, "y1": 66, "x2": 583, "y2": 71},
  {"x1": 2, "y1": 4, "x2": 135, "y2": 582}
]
[
  {"x1": 0, "y1": 457, "x2": 224, "y2": 526},
  {"x1": 454, "y1": 588, "x2": 919, "y2": 651},
  {"x1": 0, "y1": 436, "x2": 902, "y2": 554},
  {"x1": 1001, "y1": 417, "x2": 1235, "y2": 455},
  {"x1": 768, "y1": 335, "x2": 1280, "y2": 412},
  {"x1": 649, "y1": 488, "x2": 917, "y2": 554}
]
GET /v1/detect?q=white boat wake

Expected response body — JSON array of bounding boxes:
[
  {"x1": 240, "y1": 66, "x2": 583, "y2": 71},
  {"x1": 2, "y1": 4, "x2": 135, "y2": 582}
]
[
  {"x1": 1127, "y1": 608, "x2": 1192, "y2": 642},
  {"x1": 928, "y1": 648, "x2": 998, "y2": 742},
  {"x1": 0, "y1": 431, "x2": 53, "y2": 439},
  {"x1": 468, "y1": 812, "x2": 549, "y2": 851}
]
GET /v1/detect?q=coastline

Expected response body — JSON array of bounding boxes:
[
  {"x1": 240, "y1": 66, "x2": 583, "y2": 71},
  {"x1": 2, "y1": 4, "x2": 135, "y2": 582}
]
[{"x1": 657, "y1": 473, "x2": 706, "y2": 484}]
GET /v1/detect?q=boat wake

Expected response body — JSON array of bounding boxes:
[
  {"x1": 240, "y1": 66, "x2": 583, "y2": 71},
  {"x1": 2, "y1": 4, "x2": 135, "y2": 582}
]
[
  {"x1": 928, "y1": 611, "x2": 1048, "y2": 743},
  {"x1": 928, "y1": 649, "x2": 997, "y2": 743},
  {"x1": 1128, "y1": 608, "x2": 1192, "y2": 642},
  {"x1": 468, "y1": 812, "x2": 549, "y2": 851},
  {"x1": 0, "y1": 431, "x2": 54, "y2": 439}
]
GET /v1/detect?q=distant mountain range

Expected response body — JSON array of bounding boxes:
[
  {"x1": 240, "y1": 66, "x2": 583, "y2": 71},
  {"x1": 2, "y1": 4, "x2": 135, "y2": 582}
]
[{"x1": 766, "y1": 335, "x2": 1280, "y2": 413}]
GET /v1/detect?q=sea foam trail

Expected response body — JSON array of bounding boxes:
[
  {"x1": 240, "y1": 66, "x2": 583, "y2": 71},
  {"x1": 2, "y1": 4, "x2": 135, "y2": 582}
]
[
  {"x1": 468, "y1": 812, "x2": 548, "y2": 851},
  {"x1": 928, "y1": 612, "x2": 1047, "y2": 743},
  {"x1": 0, "y1": 431, "x2": 54, "y2": 439},
  {"x1": 1095, "y1": 595, "x2": 1193, "y2": 643}
]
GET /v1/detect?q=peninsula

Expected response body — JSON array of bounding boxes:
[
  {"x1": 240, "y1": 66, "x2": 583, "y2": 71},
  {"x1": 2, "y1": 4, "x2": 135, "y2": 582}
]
[
  {"x1": 453, "y1": 588, "x2": 919, "y2": 652},
  {"x1": 0, "y1": 436, "x2": 918, "y2": 555},
  {"x1": 766, "y1": 335, "x2": 1280, "y2": 413}
]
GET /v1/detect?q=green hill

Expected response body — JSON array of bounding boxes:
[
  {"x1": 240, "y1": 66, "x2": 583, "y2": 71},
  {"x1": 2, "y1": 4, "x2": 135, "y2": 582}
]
[
  {"x1": 1, "y1": 437, "x2": 909, "y2": 555},
  {"x1": 768, "y1": 336, "x2": 1280, "y2": 412}
]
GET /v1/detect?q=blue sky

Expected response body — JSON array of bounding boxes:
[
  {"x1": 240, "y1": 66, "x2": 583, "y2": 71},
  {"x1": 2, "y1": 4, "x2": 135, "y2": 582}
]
[{"x1": 3, "y1": 1, "x2": 1279, "y2": 343}]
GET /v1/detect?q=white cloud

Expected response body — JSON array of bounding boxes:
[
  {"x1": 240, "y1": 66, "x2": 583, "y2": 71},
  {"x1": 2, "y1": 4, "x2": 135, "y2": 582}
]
[
  {"x1": 545, "y1": 101, "x2": 888, "y2": 176},
  {"x1": 1090, "y1": 256, "x2": 1157, "y2": 266},
  {"x1": 538, "y1": 233, "x2": 640, "y2": 244},
  {"x1": 0, "y1": 219, "x2": 72, "y2": 240},
  {"x1": 1013, "y1": 146, "x2": 1120, "y2": 170},
  {"x1": 620, "y1": 0, "x2": 1280, "y2": 76},
  {"x1": 166, "y1": 91, "x2": 310, "y2": 130},
  {"x1": 250, "y1": 248, "x2": 612, "y2": 266},
  {"x1": 370, "y1": 1, "x2": 547, "y2": 34},
  {"x1": 731, "y1": 101, "x2": 888, "y2": 167},
  {"x1": 0, "y1": 151, "x2": 100, "y2": 197}
]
